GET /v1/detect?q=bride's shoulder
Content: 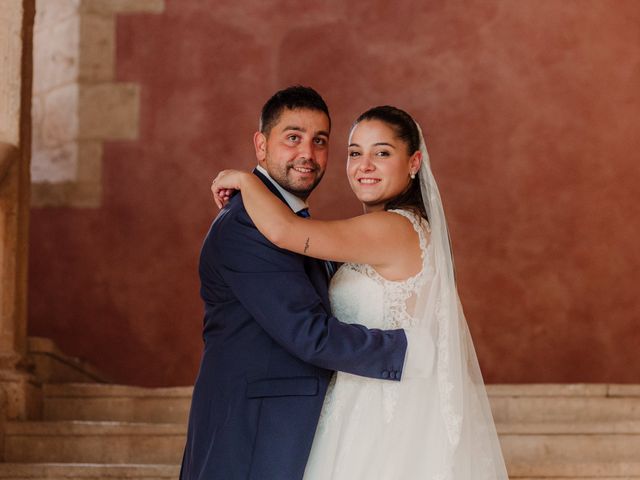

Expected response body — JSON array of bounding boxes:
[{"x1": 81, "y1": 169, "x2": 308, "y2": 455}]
[
  {"x1": 385, "y1": 208, "x2": 429, "y2": 230},
  {"x1": 356, "y1": 209, "x2": 423, "y2": 239},
  {"x1": 384, "y1": 209, "x2": 431, "y2": 248}
]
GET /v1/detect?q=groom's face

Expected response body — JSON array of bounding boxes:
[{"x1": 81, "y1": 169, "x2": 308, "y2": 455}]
[{"x1": 254, "y1": 108, "x2": 330, "y2": 200}]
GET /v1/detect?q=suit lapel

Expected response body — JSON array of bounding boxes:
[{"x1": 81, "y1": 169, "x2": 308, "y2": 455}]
[{"x1": 253, "y1": 168, "x2": 290, "y2": 208}]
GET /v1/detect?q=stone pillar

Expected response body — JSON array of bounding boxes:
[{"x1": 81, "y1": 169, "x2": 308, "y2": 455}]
[{"x1": 0, "y1": 0, "x2": 37, "y2": 427}]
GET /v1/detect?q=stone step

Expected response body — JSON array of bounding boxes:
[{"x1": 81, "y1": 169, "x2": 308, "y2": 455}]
[
  {"x1": 4, "y1": 419, "x2": 640, "y2": 465},
  {"x1": 0, "y1": 463, "x2": 637, "y2": 480},
  {"x1": 0, "y1": 463, "x2": 180, "y2": 479},
  {"x1": 497, "y1": 420, "x2": 640, "y2": 468},
  {"x1": 42, "y1": 383, "x2": 640, "y2": 425},
  {"x1": 43, "y1": 383, "x2": 192, "y2": 423},
  {"x1": 488, "y1": 384, "x2": 640, "y2": 424},
  {"x1": 508, "y1": 461, "x2": 640, "y2": 479},
  {"x1": 3, "y1": 421, "x2": 186, "y2": 464},
  {"x1": 500, "y1": 433, "x2": 640, "y2": 465},
  {"x1": 497, "y1": 420, "x2": 640, "y2": 434}
]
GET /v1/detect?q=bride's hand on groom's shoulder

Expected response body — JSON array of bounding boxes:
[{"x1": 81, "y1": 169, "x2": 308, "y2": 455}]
[{"x1": 211, "y1": 169, "x2": 245, "y2": 209}]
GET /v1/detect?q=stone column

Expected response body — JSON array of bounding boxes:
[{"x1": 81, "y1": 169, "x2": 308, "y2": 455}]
[{"x1": 0, "y1": 0, "x2": 37, "y2": 424}]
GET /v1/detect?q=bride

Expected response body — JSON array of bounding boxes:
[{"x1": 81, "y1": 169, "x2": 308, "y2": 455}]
[{"x1": 211, "y1": 106, "x2": 508, "y2": 479}]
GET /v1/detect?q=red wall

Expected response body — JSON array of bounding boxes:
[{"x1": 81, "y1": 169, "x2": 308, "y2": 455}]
[{"x1": 29, "y1": 0, "x2": 640, "y2": 386}]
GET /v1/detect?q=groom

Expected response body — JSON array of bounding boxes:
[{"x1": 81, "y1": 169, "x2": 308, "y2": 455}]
[{"x1": 180, "y1": 86, "x2": 422, "y2": 480}]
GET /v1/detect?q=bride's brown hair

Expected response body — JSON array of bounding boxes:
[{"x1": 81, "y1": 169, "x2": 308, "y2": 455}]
[{"x1": 352, "y1": 106, "x2": 428, "y2": 220}]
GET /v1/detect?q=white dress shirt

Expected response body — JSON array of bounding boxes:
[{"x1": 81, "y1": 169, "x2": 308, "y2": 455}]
[{"x1": 256, "y1": 165, "x2": 308, "y2": 214}]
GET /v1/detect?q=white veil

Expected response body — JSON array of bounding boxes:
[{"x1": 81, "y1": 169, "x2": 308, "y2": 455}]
[{"x1": 415, "y1": 123, "x2": 509, "y2": 479}]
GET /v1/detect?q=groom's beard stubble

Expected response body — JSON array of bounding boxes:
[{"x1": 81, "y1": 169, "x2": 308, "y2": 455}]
[{"x1": 266, "y1": 156, "x2": 325, "y2": 200}]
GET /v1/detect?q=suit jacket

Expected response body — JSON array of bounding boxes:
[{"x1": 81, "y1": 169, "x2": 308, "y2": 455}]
[{"x1": 180, "y1": 169, "x2": 407, "y2": 480}]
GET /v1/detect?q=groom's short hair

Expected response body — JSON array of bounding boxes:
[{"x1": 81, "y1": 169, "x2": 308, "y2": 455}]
[{"x1": 259, "y1": 86, "x2": 331, "y2": 135}]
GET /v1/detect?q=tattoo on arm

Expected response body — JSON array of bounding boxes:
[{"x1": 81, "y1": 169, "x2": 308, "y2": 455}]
[{"x1": 304, "y1": 237, "x2": 310, "y2": 254}]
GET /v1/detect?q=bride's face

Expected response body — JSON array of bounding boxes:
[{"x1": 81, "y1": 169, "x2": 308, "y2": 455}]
[{"x1": 347, "y1": 120, "x2": 420, "y2": 213}]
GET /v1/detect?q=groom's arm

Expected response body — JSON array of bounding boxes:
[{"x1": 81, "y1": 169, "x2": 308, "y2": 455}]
[{"x1": 214, "y1": 207, "x2": 408, "y2": 381}]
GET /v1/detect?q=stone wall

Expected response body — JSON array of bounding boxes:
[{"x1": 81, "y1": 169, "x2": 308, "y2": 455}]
[
  {"x1": 28, "y1": 0, "x2": 640, "y2": 386},
  {"x1": 31, "y1": 0, "x2": 164, "y2": 207}
]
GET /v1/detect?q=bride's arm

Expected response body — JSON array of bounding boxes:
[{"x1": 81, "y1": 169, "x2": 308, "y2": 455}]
[{"x1": 212, "y1": 170, "x2": 417, "y2": 267}]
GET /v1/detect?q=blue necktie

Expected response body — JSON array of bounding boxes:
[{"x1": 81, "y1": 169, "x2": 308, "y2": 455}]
[{"x1": 296, "y1": 208, "x2": 310, "y2": 218}]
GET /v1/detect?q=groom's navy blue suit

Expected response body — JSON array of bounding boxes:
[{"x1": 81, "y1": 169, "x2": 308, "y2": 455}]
[{"x1": 180, "y1": 170, "x2": 408, "y2": 480}]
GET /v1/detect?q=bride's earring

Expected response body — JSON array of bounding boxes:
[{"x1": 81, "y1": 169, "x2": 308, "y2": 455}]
[{"x1": 410, "y1": 171, "x2": 416, "y2": 180}]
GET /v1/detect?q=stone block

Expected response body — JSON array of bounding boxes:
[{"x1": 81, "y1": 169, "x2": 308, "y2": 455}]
[
  {"x1": 43, "y1": 383, "x2": 192, "y2": 423},
  {"x1": 490, "y1": 395, "x2": 640, "y2": 424},
  {"x1": 31, "y1": 140, "x2": 102, "y2": 206},
  {"x1": 498, "y1": 420, "x2": 640, "y2": 434},
  {"x1": 33, "y1": 15, "x2": 79, "y2": 94},
  {"x1": 31, "y1": 143, "x2": 78, "y2": 183},
  {"x1": 31, "y1": 179, "x2": 102, "y2": 208},
  {"x1": 79, "y1": 0, "x2": 165, "y2": 15},
  {"x1": 65, "y1": 179, "x2": 103, "y2": 207},
  {"x1": 30, "y1": 94, "x2": 45, "y2": 151},
  {"x1": 608, "y1": 384, "x2": 640, "y2": 397},
  {"x1": 74, "y1": 141, "x2": 102, "y2": 182},
  {"x1": 30, "y1": 183, "x2": 64, "y2": 207},
  {"x1": 0, "y1": 463, "x2": 180, "y2": 478},
  {"x1": 507, "y1": 461, "x2": 640, "y2": 478},
  {"x1": 0, "y1": 13, "x2": 22, "y2": 144},
  {"x1": 0, "y1": 0, "x2": 22, "y2": 23},
  {"x1": 500, "y1": 433, "x2": 640, "y2": 464},
  {"x1": 0, "y1": 372, "x2": 42, "y2": 422},
  {"x1": 32, "y1": 139, "x2": 94, "y2": 179},
  {"x1": 33, "y1": 12, "x2": 115, "y2": 93},
  {"x1": 34, "y1": 0, "x2": 79, "y2": 30},
  {"x1": 78, "y1": 83, "x2": 139, "y2": 140},
  {"x1": 41, "y1": 84, "x2": 79, "y2": 147},
  {"x1": 486, "y1": 383, "x2": 608, "y2": 397},
  {"x1": 78, "y1": 14, "x2": 114, "y2": 83},
  {"x1": 3, "y1": 420, "x2": 186, "y2": 463},
  {"x1": 0, "y1": 143, "x2": 19, "y2": 186}
]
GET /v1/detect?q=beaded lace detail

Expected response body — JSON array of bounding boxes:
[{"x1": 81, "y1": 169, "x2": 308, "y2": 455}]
[
  {"x1": 317, "y1": 209, "x2": 433, "y2": 429},
  {"x1": 343, "y1": 209, "x2": 432, "y2": 330}
]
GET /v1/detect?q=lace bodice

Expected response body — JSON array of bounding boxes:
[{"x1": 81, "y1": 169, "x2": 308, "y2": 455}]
[
  {"x1": 317, "y1": 209, "x2": 435, "y2": 429},
  {"x1": 329, "y1": 209, "x2": 434, "y2": 331}
]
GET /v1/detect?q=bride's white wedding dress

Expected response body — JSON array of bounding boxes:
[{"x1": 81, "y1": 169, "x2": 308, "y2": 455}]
[{"x1": 303, "y1": 209, "x2": 507, "y2": 480}]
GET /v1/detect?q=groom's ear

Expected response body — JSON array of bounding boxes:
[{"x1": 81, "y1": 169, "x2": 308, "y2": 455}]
[{"x1": 254, "y1": 131, "x2": 267, "y2": 163}]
